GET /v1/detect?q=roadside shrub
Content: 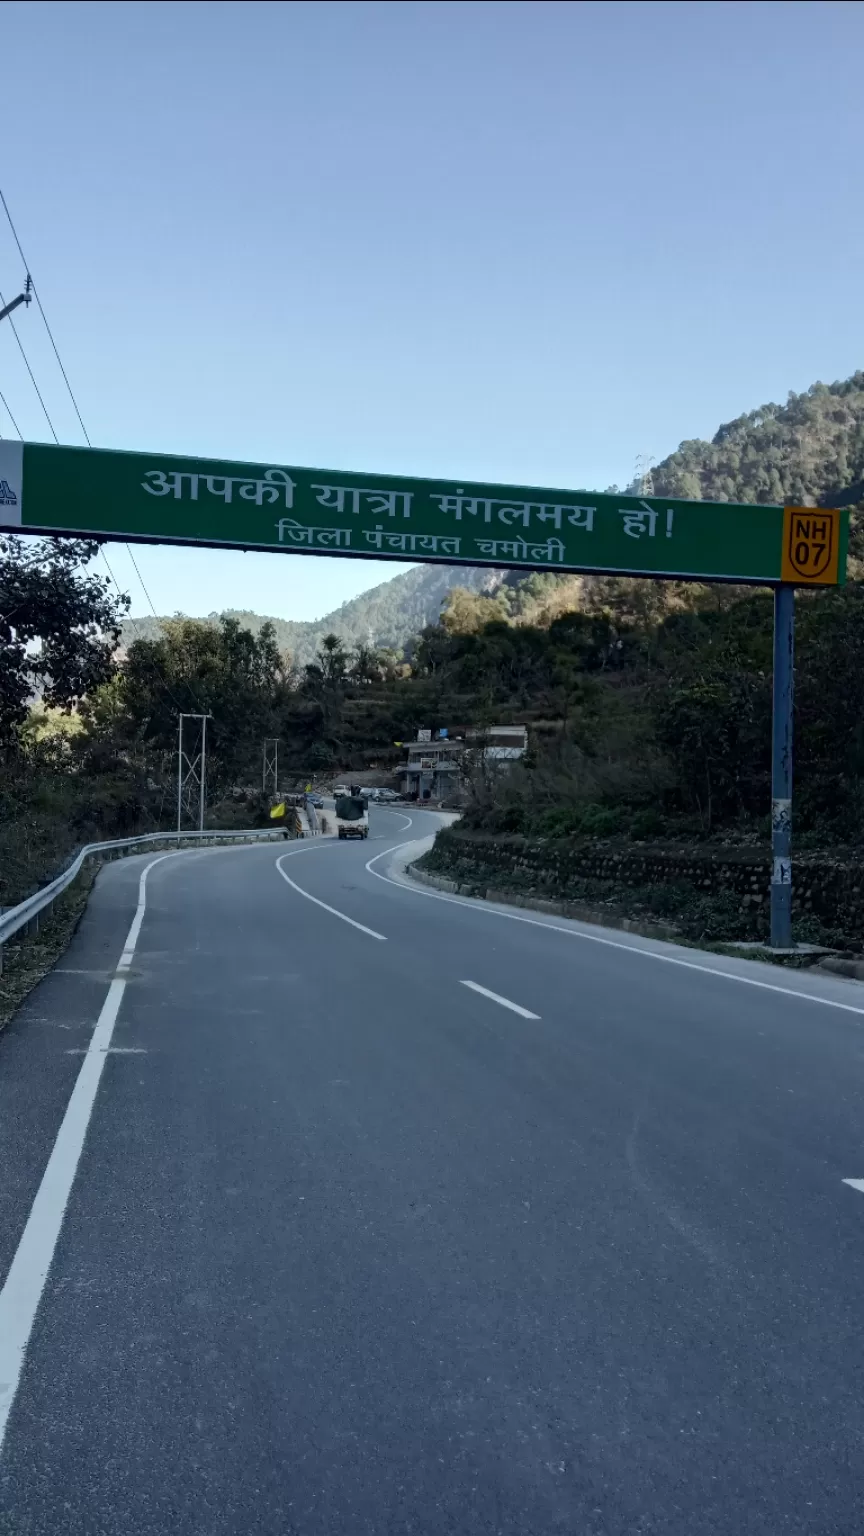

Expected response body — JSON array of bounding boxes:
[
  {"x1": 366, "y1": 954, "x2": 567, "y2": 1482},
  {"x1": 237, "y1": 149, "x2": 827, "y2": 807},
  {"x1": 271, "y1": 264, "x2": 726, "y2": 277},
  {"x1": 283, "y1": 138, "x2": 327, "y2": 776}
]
[
  {"x1": 578, "y1": 804, "x2": 625, "y2": 837},
  {"x1": 628, "y1": 808, "x2": 666, "y2": 840}
]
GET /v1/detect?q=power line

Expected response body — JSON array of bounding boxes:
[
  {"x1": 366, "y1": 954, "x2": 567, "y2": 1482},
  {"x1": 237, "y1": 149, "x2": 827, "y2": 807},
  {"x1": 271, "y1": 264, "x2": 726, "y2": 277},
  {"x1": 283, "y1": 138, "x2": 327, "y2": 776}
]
[
  {"x1": 0, "y1": 188, "x2": 91, "y2": 446},
  {"x1": 0, "y1": 382, "x2": 22, "y2": 438},
  {"x1": 0, "y1": 286, "x2": 59, "y2": 442},
  {"x1": 0, "y1": 193, "x2": 151, "y2": 609},
  {"x1": 0, "y1": 186, "x2": 210, "y2": 721},
  {"x1": 100, "y1": 547, "x2": 210, "y2": 719},
  {"x1": 116, "y1": 547, "x2": 209, "y2": 717},
  {"x1": 120, "y1": 544, "x2": 210, "y2": 715},
  {"x1": 99, "y1": 547, "x2": 186, "y2": 714},
  {"x1": 125, "y1": 545, "x2": 163, "y2": 625}
]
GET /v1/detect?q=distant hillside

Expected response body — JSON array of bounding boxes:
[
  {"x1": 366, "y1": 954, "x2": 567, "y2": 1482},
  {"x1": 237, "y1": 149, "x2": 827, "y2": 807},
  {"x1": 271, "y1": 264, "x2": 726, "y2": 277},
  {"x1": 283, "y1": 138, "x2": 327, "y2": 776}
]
[
  {"x1": 652, "y1": 372, "x2": 864, "y2": 512},
  {"x1": 120, "y1": 561, "x2": 506, "y2": 666},
  {"x1": 530, "y1": 373, "x2": 864, "y2": 625}
]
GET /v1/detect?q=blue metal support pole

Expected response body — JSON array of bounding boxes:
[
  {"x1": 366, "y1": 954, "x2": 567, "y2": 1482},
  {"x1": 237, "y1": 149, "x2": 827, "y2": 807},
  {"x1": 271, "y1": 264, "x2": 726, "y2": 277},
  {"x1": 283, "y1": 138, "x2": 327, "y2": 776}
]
[{"x1": 770, "y1": 583, "x2": 795, "y2": 948}]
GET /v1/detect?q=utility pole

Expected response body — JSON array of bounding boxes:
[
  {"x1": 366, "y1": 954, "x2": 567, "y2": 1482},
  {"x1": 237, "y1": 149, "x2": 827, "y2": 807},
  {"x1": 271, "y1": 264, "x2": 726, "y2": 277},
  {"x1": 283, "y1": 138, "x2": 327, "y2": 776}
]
[
  {"x1": 770, "y1": 586, "x2": 794, "y2": 948},
  {"x1": 263, "y1": 738, "x2": 279, "y2": 797},
  {"x1": 177, "y1": 714, "x2": 211, "y2": 834},
  {"x1": 0, "y1": 275, "x2": 32, "y2": 327},
  {"x1": 199, "y1": 715, "x2": 208, "y2": 832}
]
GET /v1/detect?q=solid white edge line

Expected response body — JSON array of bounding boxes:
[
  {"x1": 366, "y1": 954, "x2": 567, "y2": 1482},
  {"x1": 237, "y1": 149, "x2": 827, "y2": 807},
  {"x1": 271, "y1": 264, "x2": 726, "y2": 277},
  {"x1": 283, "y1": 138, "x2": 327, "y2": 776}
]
[
  {"x1": 380, "y1": 808, "x2": 414, "y2": 831},
  {"x1": 0, "y1": 836, "x2": 340, "y2": 1451},
  {"x1": 275, "y1": 853, "x2": 387, "y2": 940},
  {"x1": 0, "y1": 834, "x2": 346, "y2": 1456},
  {"x1": 0, "y1": 849, "x2": 179, "y2": 1454},
  {"x1": 842, "y1": 1179, "x2": 864, "y2": 1194},
  {"x1": 460, "y1": 979, "x2": 540, "y2": 1019},
  {"x1": 364, "y1": 842, "x2": 864, "y2": 1020}
]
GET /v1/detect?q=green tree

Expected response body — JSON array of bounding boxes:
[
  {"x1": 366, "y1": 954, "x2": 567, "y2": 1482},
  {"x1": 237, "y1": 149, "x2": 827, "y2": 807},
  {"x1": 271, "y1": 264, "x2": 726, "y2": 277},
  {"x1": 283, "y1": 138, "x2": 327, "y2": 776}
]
[
  {"x1": 0, "y1": 536, "x2": 126, "y2": 741},
  {"x1": 304, "y1": 633, "x2": 349, "y2": 691},
  {"x1": 441, "y1": 586, "x2": 510, "y2": 635},
  {"x1": 115, "y1": 615, "x2": 288, "y2": 791},
  {"x1": 795, "y1": 584, "x2": 864, "y2": 832},
  {"x1": 350, "y1": 642, "x2": 393, "y2": 686}
]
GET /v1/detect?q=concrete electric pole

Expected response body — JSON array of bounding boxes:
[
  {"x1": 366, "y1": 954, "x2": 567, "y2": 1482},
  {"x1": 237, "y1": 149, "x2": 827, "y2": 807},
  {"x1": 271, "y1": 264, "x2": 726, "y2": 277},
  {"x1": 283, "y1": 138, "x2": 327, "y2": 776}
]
[{"x1": 0, "y1": 275, "x2": 32, "y2": 327}]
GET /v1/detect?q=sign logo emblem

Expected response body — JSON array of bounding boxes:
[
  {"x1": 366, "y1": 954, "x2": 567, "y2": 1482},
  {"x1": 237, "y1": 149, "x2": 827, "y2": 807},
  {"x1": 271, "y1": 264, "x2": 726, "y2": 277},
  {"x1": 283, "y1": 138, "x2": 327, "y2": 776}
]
[
  {"x1": 0, "y1": 479, "x2": 17, "y2": 507},
  {"x1": 781, "y1": 507, "x2": 840, "y2": 584}
]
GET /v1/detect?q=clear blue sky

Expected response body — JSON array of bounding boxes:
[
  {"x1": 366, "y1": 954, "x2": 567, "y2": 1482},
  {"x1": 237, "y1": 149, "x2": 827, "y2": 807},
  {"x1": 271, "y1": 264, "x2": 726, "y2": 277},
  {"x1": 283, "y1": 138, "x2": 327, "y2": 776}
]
[{"x1": 1, "y1": 0, "x2": 861, "y2": 620}]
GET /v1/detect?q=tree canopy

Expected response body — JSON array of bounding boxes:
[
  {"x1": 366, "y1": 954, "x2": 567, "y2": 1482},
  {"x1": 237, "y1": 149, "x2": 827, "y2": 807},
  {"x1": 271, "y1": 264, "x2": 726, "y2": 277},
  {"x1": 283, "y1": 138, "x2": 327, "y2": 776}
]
[{"x1": 0, "y1": 536, "x2": 126, "y2": 741}]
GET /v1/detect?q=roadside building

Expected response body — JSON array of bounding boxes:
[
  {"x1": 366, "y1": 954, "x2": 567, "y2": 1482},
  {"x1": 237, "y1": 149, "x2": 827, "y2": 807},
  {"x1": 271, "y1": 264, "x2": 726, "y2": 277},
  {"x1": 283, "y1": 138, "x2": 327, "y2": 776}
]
[
  {"x1": 470, "y1": 724, "x2": 528, "y2": 764},
  {"x1": 400, "y1": 736, "x2": 465, "y2": 801},
  {"x1": 399, "y1": 725, "x2": 527, "y2": 801}
]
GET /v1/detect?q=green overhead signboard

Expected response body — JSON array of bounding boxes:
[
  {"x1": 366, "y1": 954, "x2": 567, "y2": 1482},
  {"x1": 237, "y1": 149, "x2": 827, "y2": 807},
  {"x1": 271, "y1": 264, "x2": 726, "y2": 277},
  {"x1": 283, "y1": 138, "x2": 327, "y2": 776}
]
[{"x1": 0, "y1": 441, "x2": 848, "y2": 585}]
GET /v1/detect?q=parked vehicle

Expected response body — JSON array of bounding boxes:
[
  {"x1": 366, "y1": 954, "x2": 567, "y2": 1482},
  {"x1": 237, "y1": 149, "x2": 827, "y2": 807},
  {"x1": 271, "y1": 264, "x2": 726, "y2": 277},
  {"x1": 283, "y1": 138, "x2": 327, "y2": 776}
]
[{"x1": 335, "y1": 794, "x2": 369, "y2": 839}]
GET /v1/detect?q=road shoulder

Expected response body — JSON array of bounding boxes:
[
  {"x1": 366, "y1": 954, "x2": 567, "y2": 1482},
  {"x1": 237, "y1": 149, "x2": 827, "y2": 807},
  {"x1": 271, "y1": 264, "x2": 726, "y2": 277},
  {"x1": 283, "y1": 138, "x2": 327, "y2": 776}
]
[{"x1": 383, "y1": 838, "x2": 864, "y2": 1018}]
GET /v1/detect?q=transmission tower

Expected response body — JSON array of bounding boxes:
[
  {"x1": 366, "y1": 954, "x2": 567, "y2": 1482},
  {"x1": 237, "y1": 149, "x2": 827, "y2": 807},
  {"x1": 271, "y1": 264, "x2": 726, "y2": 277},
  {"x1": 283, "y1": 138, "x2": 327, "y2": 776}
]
[
  {"x1": 177, "y1": 714, "x2": 211, "y2": 832},
  {"x1": 633, "y1": 454, "x2": 655, "y2": 497},
  {"x1": 263, "y1": 738, "x2": 279, "y2": 797}
]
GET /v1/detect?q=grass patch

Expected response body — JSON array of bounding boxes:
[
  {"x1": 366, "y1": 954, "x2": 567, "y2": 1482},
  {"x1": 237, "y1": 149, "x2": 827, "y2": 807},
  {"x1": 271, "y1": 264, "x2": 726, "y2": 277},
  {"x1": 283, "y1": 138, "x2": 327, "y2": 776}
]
[{"x1": 0, "y1": 864, "x2": 99, "y2": 1034}]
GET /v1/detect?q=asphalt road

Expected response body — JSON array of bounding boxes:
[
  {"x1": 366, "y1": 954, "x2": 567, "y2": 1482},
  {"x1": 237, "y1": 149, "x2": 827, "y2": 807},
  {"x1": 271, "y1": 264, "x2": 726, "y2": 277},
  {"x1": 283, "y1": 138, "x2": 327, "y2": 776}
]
[{"x1": 2, "y1": 804, "x2": 864, "y2": 1534}]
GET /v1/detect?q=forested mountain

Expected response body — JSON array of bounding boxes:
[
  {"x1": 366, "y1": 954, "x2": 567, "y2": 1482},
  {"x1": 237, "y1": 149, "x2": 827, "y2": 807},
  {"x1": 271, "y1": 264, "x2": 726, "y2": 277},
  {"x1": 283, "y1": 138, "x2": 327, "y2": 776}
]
[
  {"x1": 652, "y1": 373, "x2": 864, "y2": 510},
  {"x1": 120, "y1": 561, "x2": 506, "y2": 667},
  {"x1": 426, "y1": 376, "x2": 864, "y2": 634},
  {"x1": 513, "y1": 373, "x2": 864, "y2": 623}
]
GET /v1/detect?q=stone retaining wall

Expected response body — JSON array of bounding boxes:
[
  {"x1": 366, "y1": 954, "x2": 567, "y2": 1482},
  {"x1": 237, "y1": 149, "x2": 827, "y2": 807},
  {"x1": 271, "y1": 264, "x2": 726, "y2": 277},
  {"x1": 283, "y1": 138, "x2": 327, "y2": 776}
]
[{"x1": 419, "y1": 828, "x2": 864, "y2": 948}]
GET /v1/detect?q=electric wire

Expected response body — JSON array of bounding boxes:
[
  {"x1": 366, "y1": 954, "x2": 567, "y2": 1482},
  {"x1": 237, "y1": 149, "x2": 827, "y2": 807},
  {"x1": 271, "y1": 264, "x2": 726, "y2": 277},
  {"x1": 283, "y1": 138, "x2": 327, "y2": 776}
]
[
  {"x1": 0, "y1": 286, "x2": 59, "y2": 441},
  {"x1": 0, "y1": 382, "x2": 22, "y2": 438},
  {"x1": 0, "y1": 186, "x2": 210, "y2": 720},
  {"x1": 0, "y1": 188, "x2": 91, "y2": 446}
]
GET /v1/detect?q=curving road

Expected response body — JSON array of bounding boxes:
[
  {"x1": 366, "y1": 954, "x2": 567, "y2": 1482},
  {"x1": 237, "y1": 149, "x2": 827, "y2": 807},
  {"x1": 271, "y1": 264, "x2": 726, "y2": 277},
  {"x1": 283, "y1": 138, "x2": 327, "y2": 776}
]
[{"x1": 2, "y1": 805, "x2": 864, "y2": 1533}]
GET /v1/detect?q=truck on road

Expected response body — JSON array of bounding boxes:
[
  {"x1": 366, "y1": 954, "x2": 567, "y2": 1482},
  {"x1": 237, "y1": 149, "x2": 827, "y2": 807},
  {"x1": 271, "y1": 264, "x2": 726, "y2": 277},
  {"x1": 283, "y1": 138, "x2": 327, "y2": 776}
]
[{"x1": 335, "y1": 793, "x2": 369, "y2": 840}]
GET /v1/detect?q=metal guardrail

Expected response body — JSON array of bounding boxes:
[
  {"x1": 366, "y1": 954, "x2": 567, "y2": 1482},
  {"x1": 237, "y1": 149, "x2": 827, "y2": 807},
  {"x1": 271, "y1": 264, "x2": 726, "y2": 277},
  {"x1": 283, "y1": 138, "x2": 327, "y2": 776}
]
[{"x1": 0, "y1": 826, "x2": 283, "y2": 958}]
